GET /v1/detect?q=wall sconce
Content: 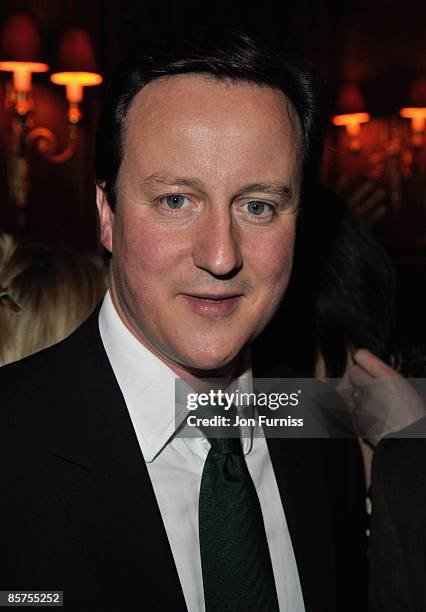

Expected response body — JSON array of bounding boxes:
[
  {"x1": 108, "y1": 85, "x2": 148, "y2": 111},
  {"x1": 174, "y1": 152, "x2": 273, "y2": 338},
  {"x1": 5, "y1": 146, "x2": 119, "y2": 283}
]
[
  {"x1": 330, "y1": 79, "x2": 425, "y2": 212},
  {"x1": 0, "y1": 14, "x2": 102, "y2": 221},
  {"x1": 50, "y1": 28, "x2": 103, "y2": 125},
  {"x1": 399, "y1": 79, "x2": 426, "y2": 148},
  {"x1": 333, "y1": 80, "x2": 426, "y2": 158},
  {"x1": 399, "y1": 107, "x2": 426, "y2": 148},
  {"x1": 332, "y1": 84, "x2": 370, "y2": 153}
]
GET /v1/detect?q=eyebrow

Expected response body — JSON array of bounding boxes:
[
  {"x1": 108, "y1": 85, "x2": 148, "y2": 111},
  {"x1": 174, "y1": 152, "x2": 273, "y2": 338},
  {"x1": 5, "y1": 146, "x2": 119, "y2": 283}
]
[
  {"x1": 139, "y1": 173, "x2": 293, "y2": 200},
  {"x1": 234, "y1": 182, "x2": 293, "y2": 200},
  {"x1": 139, "y1": 173, "x2": 204, "y2": 191}
]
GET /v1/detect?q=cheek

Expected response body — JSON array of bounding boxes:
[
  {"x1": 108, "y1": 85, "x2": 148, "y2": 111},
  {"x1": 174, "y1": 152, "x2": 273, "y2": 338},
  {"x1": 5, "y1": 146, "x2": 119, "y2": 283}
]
[
  {"x1": 118, "y1": 215, "x2": 184, "y2": 274},
  {"x1": 251, "y1": 226, "x2": 296, "y2": 298},
  {"x1": 113, "y1": 214, "x2": 194, "y2": 314}
]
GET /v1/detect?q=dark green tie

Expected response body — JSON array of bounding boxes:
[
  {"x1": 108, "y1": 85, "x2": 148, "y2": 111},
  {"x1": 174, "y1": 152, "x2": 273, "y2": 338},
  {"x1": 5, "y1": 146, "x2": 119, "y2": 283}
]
[{"x1": 199, "y1": 429, "x2": 280, "y2": 612}]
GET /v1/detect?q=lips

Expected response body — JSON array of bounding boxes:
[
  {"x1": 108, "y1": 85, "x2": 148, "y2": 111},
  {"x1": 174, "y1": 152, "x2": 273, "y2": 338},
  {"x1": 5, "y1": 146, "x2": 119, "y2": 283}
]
[{"x1": 182, "y1": 293, "x2": 242, "y2": 316}]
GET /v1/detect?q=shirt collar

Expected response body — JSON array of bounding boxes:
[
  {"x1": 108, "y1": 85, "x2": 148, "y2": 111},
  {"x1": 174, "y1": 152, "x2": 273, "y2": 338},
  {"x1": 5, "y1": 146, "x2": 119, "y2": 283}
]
[{"x1": 98, "y1": 291, "x2": 254, "y2": 462}]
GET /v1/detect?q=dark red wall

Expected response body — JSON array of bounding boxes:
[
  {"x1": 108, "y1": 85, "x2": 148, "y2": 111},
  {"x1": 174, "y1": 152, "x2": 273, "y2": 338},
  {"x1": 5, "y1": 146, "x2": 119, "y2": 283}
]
[{"x1": 0, "y1": 0, "x2": 424, "y2": 257}]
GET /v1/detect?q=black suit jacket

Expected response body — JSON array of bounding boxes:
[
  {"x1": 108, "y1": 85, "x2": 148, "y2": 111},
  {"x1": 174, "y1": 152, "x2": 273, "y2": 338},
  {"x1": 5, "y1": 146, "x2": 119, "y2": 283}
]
[
  {"x1": 0, "y1": 310, "x2": 366, "y2": 611},
  {"x1": 369, "y1": 418, "x2": 426, "y2": 612}
]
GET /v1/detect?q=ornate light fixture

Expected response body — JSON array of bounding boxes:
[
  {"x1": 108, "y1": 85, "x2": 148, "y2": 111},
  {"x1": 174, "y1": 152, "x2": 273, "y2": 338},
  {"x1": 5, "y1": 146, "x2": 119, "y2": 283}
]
[
  {"x1": 399, "y1": 79, "x2": 426, "y2": 149},
  {"x1": 331, "y1": 80, "x2": 425, "y2": 211},
  {"x1": 0, "y1": 14, "x2": 102, "y2": 222},
  {"x1": 332, "y1": 84, "x2": 370, "y2": 153},
  {"x1": 332, "y1": 81, "x2": 426, "y2": 158}
]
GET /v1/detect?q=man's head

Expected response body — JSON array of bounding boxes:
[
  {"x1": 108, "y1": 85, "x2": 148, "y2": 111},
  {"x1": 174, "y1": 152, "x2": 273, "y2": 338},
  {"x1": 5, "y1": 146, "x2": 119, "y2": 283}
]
[{"x1": 95, "y1": 29, "x2": 321, "y2": 377}]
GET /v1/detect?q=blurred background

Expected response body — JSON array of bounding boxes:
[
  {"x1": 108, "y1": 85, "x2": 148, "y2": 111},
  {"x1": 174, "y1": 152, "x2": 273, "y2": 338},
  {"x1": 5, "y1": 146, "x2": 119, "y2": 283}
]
[{"x1": 0, "y1": 0, "x2": 424, "y2": 318}]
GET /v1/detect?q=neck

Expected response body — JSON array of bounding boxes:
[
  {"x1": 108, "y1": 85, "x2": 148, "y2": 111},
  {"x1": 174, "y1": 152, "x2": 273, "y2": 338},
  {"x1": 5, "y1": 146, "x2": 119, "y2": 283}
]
[
  {"x1": 109, "y1": 288, "x2": 250, "y2": 393},
  {"x1": 177, "y1": 350, "x2": 251, "y2": 393}
]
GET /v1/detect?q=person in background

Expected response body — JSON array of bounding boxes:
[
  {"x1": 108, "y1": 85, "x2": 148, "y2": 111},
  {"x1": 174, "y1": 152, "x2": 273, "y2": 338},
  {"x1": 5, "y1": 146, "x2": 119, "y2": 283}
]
[
  {"x1": 306, "y1": 190, "x2": 425, "y2": 480},
  {"x1": 0, "y1": 233, "x2": 107, "y2": 367},
  {"x1": 256, "y1": 186, "x2": 425, "y2": 487}
]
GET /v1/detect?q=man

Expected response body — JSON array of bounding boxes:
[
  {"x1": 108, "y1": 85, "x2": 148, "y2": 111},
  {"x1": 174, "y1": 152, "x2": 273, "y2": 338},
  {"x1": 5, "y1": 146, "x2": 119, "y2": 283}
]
[{"x1": 0, "y1": 30, "x2": 365, "y2": 611}]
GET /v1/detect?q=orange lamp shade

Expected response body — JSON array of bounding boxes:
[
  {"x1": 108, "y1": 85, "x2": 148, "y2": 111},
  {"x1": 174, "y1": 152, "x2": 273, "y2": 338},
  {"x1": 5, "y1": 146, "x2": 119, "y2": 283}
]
[
  {"x1": 51, "y1": 28, "x2": 102, "y2": 104},
  {"x1": 332, "y1": 83, "x2": 370, "y2": 151},
  {"x1": 0, "y1": 60, "x2": 48, "y2": 92},
  {"x1": 332, "y1": 112, "x2": 370, "y2": 129},
  {"x1": 406, "y1": 77, "x2": 426, "y2": 107},
  {"x1": 1, "y1": 14, "x2": 41, "y2": 60},
  {"x1": 400, "y1": 107, "x2": 426, "y2": 147},
  {"x1": 335, "y1": 83, "x2": 367, "y2": 113},
  {"x1": 1, "y1": 13, "x2": 48, "y2": 93},
  {"x1": 332, "y1": 112, "x2": 370, "y2": 153},
  {"x1": 57, "y1": 29, "x2": 98, "y2": 73},
  {"x1": 400, "y1": 107, "x2": 426, "y2": 132},
  {"x1": 332, "y1": 112, "x2": 370, "y2": 141},
  {"x1": 50, "y1": 71, "x2": 102, "y2": 102}
]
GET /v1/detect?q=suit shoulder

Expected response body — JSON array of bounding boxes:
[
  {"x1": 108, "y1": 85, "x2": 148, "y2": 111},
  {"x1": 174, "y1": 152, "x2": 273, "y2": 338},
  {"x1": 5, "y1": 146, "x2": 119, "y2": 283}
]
[
  {"x1": 0, "y1": 313, "x2": 98, "y2": 445},
  {"x1": 0, "y1": 353, "x2": 50, "y2": 472},
  {"x1": 0, "y1": 309, "x2": 98, "y2": 400},
  {"x1": 0, "y1": 347, "x2": 55, "y2": 405}
]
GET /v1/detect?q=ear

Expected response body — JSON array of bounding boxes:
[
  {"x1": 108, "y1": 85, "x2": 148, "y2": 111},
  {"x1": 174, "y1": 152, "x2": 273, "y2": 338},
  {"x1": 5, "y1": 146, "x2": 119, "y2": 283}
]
[{"x1": 96, "y1": 183, "x2": 114, "y2": 253}]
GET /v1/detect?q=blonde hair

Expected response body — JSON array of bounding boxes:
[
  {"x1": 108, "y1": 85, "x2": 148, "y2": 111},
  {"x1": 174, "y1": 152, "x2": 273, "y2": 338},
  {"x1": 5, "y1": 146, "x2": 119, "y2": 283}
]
[{"x1": 0, "y1": 233, "x2": 107, "y2": 367}]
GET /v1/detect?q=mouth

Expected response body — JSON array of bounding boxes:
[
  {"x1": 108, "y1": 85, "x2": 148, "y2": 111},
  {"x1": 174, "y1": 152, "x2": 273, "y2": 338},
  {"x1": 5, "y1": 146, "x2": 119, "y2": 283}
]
[{"x1": 182, "y1": 293, "x2": 243, "y2": 316}]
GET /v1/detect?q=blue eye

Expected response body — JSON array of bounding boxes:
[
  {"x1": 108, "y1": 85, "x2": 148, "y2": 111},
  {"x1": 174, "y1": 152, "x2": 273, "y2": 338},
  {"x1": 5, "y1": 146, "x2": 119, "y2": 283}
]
[
  {"x1": 163, "y1": 195, "x2": 189, "y2": 209},
  {"x1": 247, "y1": 201, "x2": 267, "y2": 215},
  {"x1": 245, "y1": 201, "x2": 274, "y2": 217}
]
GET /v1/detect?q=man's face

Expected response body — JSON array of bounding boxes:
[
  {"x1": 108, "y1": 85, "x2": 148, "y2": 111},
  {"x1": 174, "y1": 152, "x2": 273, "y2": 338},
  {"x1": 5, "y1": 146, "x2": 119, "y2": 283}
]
[{"x1": 98, "y1": 75, "x2": 302, "y2": 374}]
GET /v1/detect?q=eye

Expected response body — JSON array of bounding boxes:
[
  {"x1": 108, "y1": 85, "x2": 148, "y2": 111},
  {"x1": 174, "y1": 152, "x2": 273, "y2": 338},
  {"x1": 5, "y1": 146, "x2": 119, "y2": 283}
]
[
  {"x1": 241, "y1": 200, "x2": 275, "y2": 220},
  {"x1": 160, "y1": 195, "x2": 190, "y2": 210}
]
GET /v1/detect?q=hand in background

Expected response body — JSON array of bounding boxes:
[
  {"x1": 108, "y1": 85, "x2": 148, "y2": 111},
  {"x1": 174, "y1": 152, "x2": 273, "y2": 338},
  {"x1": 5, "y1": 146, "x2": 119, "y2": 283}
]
[{"x1": 346, "y1": 348, "x2": 425, "y2": 447}]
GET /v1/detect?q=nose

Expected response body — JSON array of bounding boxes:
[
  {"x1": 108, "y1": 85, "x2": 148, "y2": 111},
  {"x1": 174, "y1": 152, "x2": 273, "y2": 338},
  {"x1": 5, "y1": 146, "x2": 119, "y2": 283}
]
[{"x1": 193, "y1": 207, "x2": 242, "y2": 278}]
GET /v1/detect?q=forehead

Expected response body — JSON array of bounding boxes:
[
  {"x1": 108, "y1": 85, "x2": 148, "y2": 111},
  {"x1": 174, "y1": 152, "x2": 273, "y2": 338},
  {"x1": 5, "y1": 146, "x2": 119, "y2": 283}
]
[{"x1": 121, "y1": 74, "x2": 302, "y2": 183}]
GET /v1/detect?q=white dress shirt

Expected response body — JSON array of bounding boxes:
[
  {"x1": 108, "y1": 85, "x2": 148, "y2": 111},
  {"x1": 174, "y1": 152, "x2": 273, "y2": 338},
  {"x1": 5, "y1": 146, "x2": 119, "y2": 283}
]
[{"x1": 99, "y1": 291, "x2": 305, "y2": 612}]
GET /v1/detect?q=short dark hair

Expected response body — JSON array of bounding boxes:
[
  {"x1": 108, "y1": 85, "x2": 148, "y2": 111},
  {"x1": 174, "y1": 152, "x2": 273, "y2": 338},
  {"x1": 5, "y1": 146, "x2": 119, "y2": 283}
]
[{"x1": 95, "y1": 28, "x2": 322, "y2": 211}]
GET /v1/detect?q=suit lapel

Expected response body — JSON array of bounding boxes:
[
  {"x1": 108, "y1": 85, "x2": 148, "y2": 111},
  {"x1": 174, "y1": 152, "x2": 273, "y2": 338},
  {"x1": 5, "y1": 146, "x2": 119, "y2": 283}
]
[{"x1": 50, "y1": 311, "x2": 187, "y2": 610}]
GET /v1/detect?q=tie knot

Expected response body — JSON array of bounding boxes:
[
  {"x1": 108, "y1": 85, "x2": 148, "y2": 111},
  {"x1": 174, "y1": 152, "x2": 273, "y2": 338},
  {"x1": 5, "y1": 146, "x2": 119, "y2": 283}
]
[
  {"x1": 195, "y1": 402, "x2": 243, "y2": 452},
  {"x1": 208, "y1": 436, "x2": 243, "y2": 455}
]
